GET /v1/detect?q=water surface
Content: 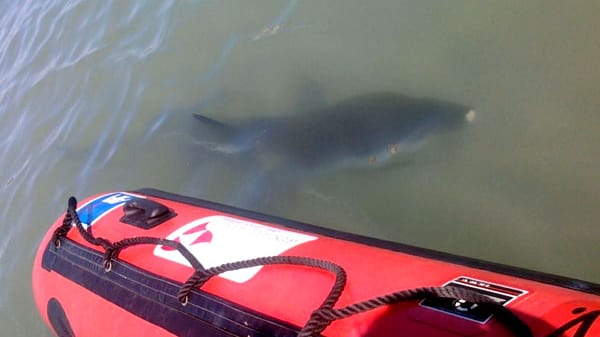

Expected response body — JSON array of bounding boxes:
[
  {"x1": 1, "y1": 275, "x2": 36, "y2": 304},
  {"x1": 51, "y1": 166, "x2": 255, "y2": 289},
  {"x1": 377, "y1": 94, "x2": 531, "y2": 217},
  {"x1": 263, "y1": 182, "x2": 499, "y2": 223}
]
[{"x1": 1, "y1": 1, "x2": 599, "y2": 335}]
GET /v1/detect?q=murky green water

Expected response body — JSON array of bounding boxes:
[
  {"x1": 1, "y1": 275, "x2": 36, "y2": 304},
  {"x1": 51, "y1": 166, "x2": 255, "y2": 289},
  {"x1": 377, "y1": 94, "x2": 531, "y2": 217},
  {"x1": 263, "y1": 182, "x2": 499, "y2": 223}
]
[{"x1": 1, "y1": 1, "x2": 599, "y2": 335}]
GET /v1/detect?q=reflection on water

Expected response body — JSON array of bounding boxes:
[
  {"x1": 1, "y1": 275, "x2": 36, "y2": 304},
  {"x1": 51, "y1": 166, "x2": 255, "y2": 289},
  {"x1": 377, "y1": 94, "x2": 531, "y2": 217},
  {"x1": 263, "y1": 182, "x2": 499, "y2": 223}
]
[{"x1": 1, "y1": 1, "x2": 599, "y2": 335}]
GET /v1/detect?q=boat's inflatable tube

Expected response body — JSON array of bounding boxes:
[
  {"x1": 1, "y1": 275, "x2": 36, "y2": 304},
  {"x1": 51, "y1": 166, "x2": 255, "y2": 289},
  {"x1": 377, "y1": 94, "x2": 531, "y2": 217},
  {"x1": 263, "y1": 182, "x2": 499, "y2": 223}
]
[{"x1": 32, "y1": 189, "x2": 600, "y2": 337}]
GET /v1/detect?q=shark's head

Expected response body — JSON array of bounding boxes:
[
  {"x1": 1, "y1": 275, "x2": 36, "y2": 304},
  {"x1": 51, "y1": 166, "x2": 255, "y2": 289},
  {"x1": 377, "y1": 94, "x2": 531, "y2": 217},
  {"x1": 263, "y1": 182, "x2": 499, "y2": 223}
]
[
  {"x1": 369, "y1": 94, "x2": 475, "y2": 140},
  {"x1": 334, "y1": 93, "x2": 476, "y2": 168},
  {"x1": 419, "y1": 98, "x2": 476, "y2": 130}
]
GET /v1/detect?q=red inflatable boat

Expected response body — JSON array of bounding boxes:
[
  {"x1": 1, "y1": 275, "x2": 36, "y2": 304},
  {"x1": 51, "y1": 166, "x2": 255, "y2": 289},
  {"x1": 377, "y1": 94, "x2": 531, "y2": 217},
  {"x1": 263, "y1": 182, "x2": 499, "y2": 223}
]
[{"x1": 32, "y1": 189, "x2": 600, "y2": 337}]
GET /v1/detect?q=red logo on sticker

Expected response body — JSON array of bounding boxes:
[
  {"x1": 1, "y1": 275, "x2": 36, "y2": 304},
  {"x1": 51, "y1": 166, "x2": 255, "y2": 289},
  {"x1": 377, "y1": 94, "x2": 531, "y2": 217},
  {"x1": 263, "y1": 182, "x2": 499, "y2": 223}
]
[{"x1": 160, "y1": 222, "x2": 213, "y2": 251}]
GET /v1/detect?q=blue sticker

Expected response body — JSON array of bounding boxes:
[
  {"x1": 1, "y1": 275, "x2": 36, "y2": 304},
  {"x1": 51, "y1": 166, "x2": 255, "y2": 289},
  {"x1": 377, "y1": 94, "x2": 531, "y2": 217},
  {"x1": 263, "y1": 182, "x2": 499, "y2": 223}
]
[{"x1": 77, "y1": 192, "x2": 143, "y2": 228}]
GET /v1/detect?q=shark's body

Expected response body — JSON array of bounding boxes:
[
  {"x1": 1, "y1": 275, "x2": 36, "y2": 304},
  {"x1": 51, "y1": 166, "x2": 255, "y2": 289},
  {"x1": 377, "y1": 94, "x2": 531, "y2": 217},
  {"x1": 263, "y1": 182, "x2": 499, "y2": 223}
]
[{"x1": 193, "y1": 92, "x2": 475, "y2": 172}]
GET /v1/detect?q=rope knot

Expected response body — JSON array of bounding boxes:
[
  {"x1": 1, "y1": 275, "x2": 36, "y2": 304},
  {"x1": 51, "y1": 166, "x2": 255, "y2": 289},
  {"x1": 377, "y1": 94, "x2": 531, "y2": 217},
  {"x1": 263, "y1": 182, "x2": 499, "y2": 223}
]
[
  {"x1": 102, "y1": 246, "x2": 121, "y2": 272},
  {"x1": 177, "y1": 268, "x2": 212, "y2": 306}
]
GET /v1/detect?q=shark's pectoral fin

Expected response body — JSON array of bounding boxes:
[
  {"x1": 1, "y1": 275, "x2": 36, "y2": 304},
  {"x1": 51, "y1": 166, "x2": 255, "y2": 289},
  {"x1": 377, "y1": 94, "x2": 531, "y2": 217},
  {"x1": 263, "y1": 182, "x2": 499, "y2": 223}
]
[
  {"x1": 191, "y1": 113, "x2": 248, "y2": 153},
  {"x1": 229, "y1": 169, "x2": 292, "y2": 209},
  {"x1": 193, "y1": 114, "x2": 235, "y2": 132},
  {"x1": 228, "y1": 161, "x2": 306, "y2": 209}
]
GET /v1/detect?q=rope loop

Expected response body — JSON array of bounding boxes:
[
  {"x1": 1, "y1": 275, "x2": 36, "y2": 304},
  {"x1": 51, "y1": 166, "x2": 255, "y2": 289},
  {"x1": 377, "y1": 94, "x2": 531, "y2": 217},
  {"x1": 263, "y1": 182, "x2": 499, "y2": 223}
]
[
  {"x1": 52, "y1": 197, "x2": 205, "y2": 286},
  {"x1": 296, "y1": 286, "x2": 533, "y2": 337},
  {"x1": 176, "y1": 255, "x2": 347, "y2": 314}
]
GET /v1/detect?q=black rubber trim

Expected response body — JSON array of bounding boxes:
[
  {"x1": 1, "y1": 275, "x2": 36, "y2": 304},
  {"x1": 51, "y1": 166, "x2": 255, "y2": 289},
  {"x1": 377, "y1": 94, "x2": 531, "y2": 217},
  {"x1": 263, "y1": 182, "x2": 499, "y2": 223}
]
[
  {"x1": 136, "y1": 188, "x2": 600, "y2": 296},
  {"x1": 47, "y1": 298, "x2": 75, "y2": 337},
  {"x1": 41, "y1": 239, "x2": 300, "y2": 337}
]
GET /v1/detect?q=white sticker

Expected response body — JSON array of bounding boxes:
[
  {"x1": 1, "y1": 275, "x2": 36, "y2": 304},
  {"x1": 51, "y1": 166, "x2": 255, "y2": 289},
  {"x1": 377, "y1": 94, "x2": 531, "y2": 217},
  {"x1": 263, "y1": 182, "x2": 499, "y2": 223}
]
[{"x1": 154, "y1": 216, "x2": 317, "y2": 283}]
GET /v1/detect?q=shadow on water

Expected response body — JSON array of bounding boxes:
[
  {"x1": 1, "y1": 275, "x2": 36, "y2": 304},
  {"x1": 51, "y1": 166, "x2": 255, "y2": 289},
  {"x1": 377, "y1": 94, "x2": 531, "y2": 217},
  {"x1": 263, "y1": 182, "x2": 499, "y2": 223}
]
[{"x1": 153, "y1": 85, "x2": 478, "y2": 238}]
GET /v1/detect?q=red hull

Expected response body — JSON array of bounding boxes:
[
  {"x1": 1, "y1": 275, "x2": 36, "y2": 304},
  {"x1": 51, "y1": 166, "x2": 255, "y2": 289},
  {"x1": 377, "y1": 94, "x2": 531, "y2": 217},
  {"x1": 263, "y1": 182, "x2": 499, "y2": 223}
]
[{"x1": 33, "y1": 189, "x2": 600, "y2": 336}]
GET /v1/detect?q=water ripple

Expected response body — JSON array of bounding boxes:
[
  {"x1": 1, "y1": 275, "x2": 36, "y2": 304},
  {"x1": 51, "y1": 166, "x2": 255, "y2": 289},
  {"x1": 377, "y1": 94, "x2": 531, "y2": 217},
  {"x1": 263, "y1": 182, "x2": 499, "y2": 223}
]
[
  {"x1": 0, "y1": 0, "x2": 183, "y2": 219},
  {"x1": 108, "y1": 0, "x2": 176, "y2": 62},
  {"x1": 0, "y1": 1, "x2": 305, "y2": 335},
  {"x1": 192, "y1": 0, "x2": 300, "y2": 85}
]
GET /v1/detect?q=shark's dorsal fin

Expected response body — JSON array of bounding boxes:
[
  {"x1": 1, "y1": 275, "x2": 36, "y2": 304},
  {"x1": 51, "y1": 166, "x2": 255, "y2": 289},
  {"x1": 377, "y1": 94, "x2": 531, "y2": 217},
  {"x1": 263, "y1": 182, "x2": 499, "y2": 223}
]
[{"x1": 293, "y1": 79, "x2": 327, "y2": 114}]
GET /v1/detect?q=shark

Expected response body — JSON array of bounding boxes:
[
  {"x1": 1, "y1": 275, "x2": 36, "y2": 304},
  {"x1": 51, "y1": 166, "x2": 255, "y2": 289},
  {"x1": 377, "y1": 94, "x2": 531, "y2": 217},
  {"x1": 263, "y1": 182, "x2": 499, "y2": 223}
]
[
  {"x1": 192, "y1": 92, "x2": 475, "y2": 172},
  {"x1": 190, "y1": 91, "x2": 475, "y2": 205}
]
